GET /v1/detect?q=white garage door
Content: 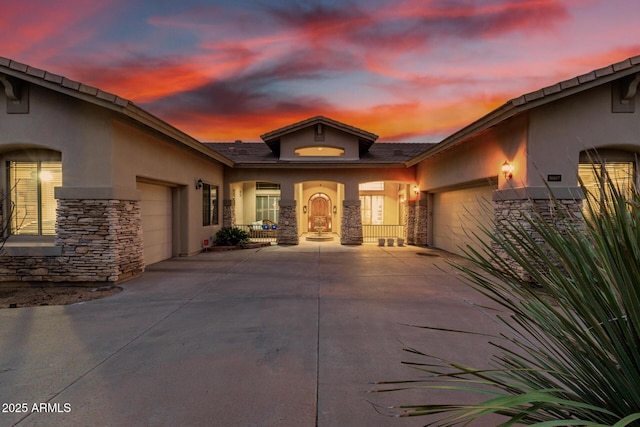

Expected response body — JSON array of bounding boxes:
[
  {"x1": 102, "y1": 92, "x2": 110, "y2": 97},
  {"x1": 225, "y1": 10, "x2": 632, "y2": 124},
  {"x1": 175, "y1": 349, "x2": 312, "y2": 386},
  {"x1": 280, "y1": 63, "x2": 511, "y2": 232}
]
[
  {"x1": 138, "y1": 182, "x2": 173, "y2": 265},
  {"x1": 432, "y1": 184, "x2": 495, "y2": 256}
]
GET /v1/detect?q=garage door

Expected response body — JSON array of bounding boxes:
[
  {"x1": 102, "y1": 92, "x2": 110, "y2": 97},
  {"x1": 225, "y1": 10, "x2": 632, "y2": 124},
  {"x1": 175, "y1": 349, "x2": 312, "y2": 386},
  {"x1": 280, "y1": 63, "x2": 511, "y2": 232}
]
[
  {"x1": 432, "y1": 184, "x2": 495, "y2": 256},
  {"x1": 138, "y1": 182, "x2": 173, "y2": 265}
]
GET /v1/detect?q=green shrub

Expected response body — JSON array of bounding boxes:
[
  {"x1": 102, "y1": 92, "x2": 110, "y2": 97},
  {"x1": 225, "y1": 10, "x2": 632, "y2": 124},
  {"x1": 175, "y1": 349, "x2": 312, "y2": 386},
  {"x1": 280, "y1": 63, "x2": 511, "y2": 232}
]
[
  {"x1": 215, "y1": 227, "x2": 250, "y2": 246},
  {"x1": 374, "y1": 173, "x2": 640, "y2": 426}
]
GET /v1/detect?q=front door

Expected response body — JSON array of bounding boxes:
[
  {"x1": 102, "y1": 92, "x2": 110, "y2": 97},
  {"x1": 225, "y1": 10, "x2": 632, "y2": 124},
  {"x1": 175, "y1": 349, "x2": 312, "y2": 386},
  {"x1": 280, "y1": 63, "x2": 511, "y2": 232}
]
[{"x1": 308, "y1": 193, "x2": 332, "y2": 232}]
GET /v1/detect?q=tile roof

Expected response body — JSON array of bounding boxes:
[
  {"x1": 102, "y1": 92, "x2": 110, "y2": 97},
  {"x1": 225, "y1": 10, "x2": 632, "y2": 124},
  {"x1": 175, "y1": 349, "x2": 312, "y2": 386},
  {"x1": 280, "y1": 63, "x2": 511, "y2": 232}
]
[
  {"x1": 407, "y1": 53, "x2": 640, "y2": 165},
  {"x1": 0, "y1": 57, "x2": 129, "y2": 107},
  {"x1": 0, "y1": 56, "x2": 233, "y2": 166},
  {"x1": 512, "y1": 55, "x2": 640, "y2": 107},
  {"x1": 260, "y1": 115, "x2": 378, "y2": 143},
  {"x1": 205, "y1": 142, "x2": 435, "y2": 166}
]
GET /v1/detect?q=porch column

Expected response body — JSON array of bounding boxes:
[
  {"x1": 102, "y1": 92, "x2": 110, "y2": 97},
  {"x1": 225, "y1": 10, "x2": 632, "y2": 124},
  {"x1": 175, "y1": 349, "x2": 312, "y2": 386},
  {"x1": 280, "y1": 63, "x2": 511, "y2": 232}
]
[
  {"x1": 277, "y1": 199, "x2": 298, "y2": 245},
  {"x1": 405, "y1": 200, "x2": 416, "y2": 245},
  {"x1": 340, "y1": 199, "x2": 363, "y2": 245},
  {"x1": 415, "y1": 195, "x2": 428, "y2": 246},
  {"x1": 222, "y1": 199, "x2": 235, "y2": 228}
]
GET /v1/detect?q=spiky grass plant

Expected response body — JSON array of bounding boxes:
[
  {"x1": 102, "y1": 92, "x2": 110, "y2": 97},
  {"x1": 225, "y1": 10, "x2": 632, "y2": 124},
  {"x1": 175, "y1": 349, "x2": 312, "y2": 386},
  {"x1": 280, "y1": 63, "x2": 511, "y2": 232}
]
[{"x1": 374, "y1": 174, "x2": 640, "y2": 426}]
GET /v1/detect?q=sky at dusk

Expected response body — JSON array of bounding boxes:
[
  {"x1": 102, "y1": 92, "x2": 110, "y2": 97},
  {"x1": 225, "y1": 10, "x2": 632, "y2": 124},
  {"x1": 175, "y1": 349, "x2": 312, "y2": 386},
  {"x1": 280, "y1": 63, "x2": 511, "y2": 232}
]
[{"x1": 3, "y1": 0, "x2": 640, "y2": 142}]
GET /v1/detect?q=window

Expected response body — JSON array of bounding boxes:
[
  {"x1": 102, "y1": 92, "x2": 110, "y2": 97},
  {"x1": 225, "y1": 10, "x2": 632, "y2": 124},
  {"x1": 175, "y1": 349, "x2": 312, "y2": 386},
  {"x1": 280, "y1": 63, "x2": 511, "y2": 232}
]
[
  {"x1": 8, "y1": 161, "x2": 62, "y2": 235},
  {"x1": 359, "y1": 182, "x2": 384, "y2": 191},
  {"x1": 294, "y1": 146, "x2": 344, "y2": 157},
  {"x1": 579, "y1": 161, "x2": 635, "y2": 218},
  {"x1": 360, "y1": 195, "x2": 384, "y2": 225},
  {"x1": 256, "y1": 195, "x2": 280, "y2": 223},
  {"x1": 202, "y1": 183, "x2": 218, "y2": 226},
  {"x1": 256, "y1": 182, "x2": 281, "y2": 191}
]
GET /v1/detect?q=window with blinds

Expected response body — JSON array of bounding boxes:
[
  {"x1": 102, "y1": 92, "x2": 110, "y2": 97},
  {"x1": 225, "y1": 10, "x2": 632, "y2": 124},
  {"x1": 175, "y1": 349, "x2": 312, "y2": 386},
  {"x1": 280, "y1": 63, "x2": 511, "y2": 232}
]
[
  {"x1": 256, "y1": 195, "x2": 280, "y2": 223},
  {"x1": 8, "y1": 161, "x2": 62, "y2": 235},
  {"x1": 360, "y1": 195, "x2": 384, "y2": 225},
  {"x1": 578, "y1": 161, "x2": 635, "y2": 219}
]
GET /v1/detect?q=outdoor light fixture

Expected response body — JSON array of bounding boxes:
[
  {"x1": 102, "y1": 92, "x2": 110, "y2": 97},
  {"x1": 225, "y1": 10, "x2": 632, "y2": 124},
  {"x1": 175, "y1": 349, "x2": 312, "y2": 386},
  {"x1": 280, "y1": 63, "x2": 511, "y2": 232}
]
[
  {"x1": 196, "y1": 179, "x2": 203, "y2": 190},
  {"x1": 303, "y1": 205, "x2": 307, "y2": 214},
  {"x1": 333, "y1": 206, "x2": 337, "y2": 214},
  {"x1": 501, "y1": 161, "x2": 514, "y2": 180},
  {"x1": 413, "y1": 185, "x2": 419, "y2": 196}
]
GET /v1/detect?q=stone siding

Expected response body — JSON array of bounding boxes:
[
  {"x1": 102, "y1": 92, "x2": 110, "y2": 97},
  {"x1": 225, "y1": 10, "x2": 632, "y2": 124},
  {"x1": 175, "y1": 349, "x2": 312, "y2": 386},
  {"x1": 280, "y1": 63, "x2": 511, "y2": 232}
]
[
  {"x1": 277, "y1": 200, "x2": 298, "y2": 245},
  {"x1": 223, "y1": 199, "x2": 235, "y2": 228},
  {"x1": 340, "y1": 200, "x2": 363, "y2": 245},
  {"x1": 405, "y1": 202, "x2": 416, "y2": 245},
  {"x1": 415, "y1": 199, "x2": 428, "y2": 246},
  {"x1": 0, "y1": 199, "x2": 144, "y2": 283},
  {"x1": 493, "y1": 198, "x2": 583, "y2": 281}
]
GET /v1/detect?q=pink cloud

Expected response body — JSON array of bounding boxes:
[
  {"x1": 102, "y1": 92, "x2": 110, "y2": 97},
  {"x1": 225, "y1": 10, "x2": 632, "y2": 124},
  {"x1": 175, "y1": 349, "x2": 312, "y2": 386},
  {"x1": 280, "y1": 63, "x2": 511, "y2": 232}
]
[{"x1": 0, "y1": 1, "x2": 120, "y2": 64}]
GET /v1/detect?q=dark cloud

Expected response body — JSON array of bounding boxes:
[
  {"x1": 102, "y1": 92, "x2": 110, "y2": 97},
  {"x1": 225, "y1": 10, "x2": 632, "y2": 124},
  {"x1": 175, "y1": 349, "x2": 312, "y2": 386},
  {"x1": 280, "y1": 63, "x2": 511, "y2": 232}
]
[
  {"x1": 263, "y1": 0, "x2": 570, "y2": 52},
  {"x1": 142, "y1": 50, "x2": 337, "y2": 118}
]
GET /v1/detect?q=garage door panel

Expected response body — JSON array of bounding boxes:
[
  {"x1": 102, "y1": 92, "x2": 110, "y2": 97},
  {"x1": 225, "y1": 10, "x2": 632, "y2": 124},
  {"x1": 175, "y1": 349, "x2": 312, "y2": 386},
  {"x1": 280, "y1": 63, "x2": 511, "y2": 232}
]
[
  {"x1": 138, "y1": 182, "x2": 173, "y2": 265},
  {"x1": 432, "y1": 185, "x2": 494, "y2": 256}
]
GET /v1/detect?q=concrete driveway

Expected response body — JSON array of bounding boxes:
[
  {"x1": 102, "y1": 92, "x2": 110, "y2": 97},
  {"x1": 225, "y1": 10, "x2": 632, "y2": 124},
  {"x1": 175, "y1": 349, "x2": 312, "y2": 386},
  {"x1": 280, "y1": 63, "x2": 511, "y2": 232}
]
[{"x1": 0, "y1": 241, "x2": 506, "y2": 427}]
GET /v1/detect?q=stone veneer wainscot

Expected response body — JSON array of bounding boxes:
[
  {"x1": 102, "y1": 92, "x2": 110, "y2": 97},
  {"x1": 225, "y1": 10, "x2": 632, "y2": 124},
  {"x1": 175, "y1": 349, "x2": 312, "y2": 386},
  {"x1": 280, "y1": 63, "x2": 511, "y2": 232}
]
[
  {"x1": 493, "y1": 197, "x2": 583, "y2": 281},
  {"x1": 0, "y1": 199, "x2": 144, "y2": 283}
]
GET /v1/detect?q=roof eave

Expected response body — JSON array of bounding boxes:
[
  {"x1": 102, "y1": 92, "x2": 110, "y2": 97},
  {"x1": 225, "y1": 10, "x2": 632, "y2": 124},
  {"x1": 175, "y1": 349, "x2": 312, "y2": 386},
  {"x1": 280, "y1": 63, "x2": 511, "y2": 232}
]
[
  {"x1": 229, "y1": 161, "x2": 411, "y2": 169},
  {"x1": 0, "y1": 58, "x2": 235, "y2": 167},
  {"x1": 260, "y1": 116, "x2": 378, "y2": 144},
  {"x1": 406, "y1": 56, "x2": 640, "y2": 167},
  {"x1": 123, "y1": 104, "x2": 235, "y2": 166}
]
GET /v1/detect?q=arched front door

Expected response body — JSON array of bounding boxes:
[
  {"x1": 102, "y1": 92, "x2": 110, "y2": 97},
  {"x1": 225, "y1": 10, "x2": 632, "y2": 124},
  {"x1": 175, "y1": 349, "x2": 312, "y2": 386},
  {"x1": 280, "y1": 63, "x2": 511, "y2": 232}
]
[{"x1": 308, "y1": 193, "x2": 332, "y2": 232}]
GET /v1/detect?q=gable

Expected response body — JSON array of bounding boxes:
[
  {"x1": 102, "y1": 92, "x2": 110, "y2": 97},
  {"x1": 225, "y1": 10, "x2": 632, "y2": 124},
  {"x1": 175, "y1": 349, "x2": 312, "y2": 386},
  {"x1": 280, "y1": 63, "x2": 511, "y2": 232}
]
[{"x1": 260, "y1": 116, "x2": 378, "y2": 160}]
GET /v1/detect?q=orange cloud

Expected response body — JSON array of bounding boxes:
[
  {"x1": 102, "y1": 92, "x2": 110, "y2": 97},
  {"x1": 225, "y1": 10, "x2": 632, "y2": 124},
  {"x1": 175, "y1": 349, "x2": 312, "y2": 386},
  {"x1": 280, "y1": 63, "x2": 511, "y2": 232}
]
[
  {"x1": 162, "y1": 91, "x2": 507, "y2": 144},
  {"x1": 67, "y1": 45, "x2": 260, "y2": 103}
]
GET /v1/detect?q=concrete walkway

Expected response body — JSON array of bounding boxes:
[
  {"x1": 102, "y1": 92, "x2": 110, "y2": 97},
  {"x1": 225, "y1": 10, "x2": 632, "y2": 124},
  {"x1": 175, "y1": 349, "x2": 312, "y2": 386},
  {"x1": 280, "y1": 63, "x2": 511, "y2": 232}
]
[{"x1": 0, "y1": 242, "x2": 507, "y2": 426}]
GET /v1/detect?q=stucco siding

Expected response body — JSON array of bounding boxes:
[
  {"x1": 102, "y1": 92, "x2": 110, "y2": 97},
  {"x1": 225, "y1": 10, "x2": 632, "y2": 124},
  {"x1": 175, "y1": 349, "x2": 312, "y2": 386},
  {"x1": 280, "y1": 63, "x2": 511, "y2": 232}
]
[
  {"x1": 0, "y1": 84, "x2": 114, "y2": 188},
  {"x1": 527, "y1": 84, "x2": 640, "y2": 188},
  {"x1": 279, "y1": 126, "x2": 360, "y2": 160},
  {"x1": 417, "y1": 114, "x2": 527, "y2": 193},
  {"x1": 111, "y1": 119, "x2": 224, "y2": 256}
]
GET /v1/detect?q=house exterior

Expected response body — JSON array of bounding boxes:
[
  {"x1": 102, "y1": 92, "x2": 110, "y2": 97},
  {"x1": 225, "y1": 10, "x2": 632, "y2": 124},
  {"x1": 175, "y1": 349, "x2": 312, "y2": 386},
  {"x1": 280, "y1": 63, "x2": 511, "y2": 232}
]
[
  {"x1": 0, "y1": 57, "x2": 230, "y2": 283},
  {"x1": 1, "y1": 54, "x2": 639, "y2": 284},
  {"x1": 205, "y1": 116, "x2": 432, "y2": 246}
]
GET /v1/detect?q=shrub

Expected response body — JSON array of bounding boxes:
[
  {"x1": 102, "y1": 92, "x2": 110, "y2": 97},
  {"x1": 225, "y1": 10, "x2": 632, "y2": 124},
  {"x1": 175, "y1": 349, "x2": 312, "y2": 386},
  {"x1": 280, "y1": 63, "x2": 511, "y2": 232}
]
[
  {"x1": 374, "y1": 172, "x2": 640, "y2": 426},
  {"x1": 215, "y1": 227, "x2": 250, "y2": 246}
]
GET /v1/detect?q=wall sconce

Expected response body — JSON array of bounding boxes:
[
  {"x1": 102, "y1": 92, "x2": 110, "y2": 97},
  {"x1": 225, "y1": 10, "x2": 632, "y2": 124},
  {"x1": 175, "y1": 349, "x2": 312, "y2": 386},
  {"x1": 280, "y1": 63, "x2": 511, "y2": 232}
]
[
  {"x1": 195, "y1": 179, "x2": 203, "y2": 190},
  {"x1": 501, "y1": 161, "x2": 514, "y2": 180},
  {"x1": 333, "y1": 206, "x2": 337, "y2": 214},
  {"x1": 303, "y1": 205, "x2": 307, "y2": 214},
  {"x1": 413, "y1": 185, "x2": 420, "y2": 196}
]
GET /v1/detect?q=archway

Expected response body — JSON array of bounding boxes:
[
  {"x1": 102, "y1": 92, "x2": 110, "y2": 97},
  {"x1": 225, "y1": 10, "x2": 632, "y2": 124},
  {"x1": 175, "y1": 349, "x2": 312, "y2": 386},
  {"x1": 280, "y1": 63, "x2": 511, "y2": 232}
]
[{"x1": 308, "y1": 192, "x2": 332, "y2": 232}]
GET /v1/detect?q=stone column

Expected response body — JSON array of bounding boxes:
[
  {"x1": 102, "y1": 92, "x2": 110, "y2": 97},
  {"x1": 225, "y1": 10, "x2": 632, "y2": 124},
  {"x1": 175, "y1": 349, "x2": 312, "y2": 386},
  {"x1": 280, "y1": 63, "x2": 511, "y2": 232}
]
[
  {"x1": 415, "y1": 197, "x2": 428, "y2": 246},
  {"x1": 56, "y1": 199, "x2": 144, "y2": 282},
  {"x1": 340, "y1": 199, "x2": 363, "y2": 245},
  {"x1": 277, "y1": 199, "x2": 298, "y2": 245},
  {"x1": 405, "y1": 201, "x2": 416, "y2": 245},
  {"x1": 223, "y1": 199, "x2": 235, "y2": 228}
]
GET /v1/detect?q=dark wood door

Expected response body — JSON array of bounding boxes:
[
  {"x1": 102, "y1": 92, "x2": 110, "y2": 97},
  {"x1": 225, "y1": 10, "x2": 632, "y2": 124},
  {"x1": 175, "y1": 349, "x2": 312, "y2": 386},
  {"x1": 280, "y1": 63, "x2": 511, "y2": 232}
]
[{"x1": 309, "y1": 196, "x2": 331, "y2": 232}]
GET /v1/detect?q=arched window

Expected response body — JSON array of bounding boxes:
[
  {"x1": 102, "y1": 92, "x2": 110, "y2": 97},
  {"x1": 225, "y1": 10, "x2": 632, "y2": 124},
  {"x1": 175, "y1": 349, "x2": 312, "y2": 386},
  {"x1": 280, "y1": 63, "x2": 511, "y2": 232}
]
[{"x1": 294, "y1": 146, "x2": 344, "y2": 157}]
